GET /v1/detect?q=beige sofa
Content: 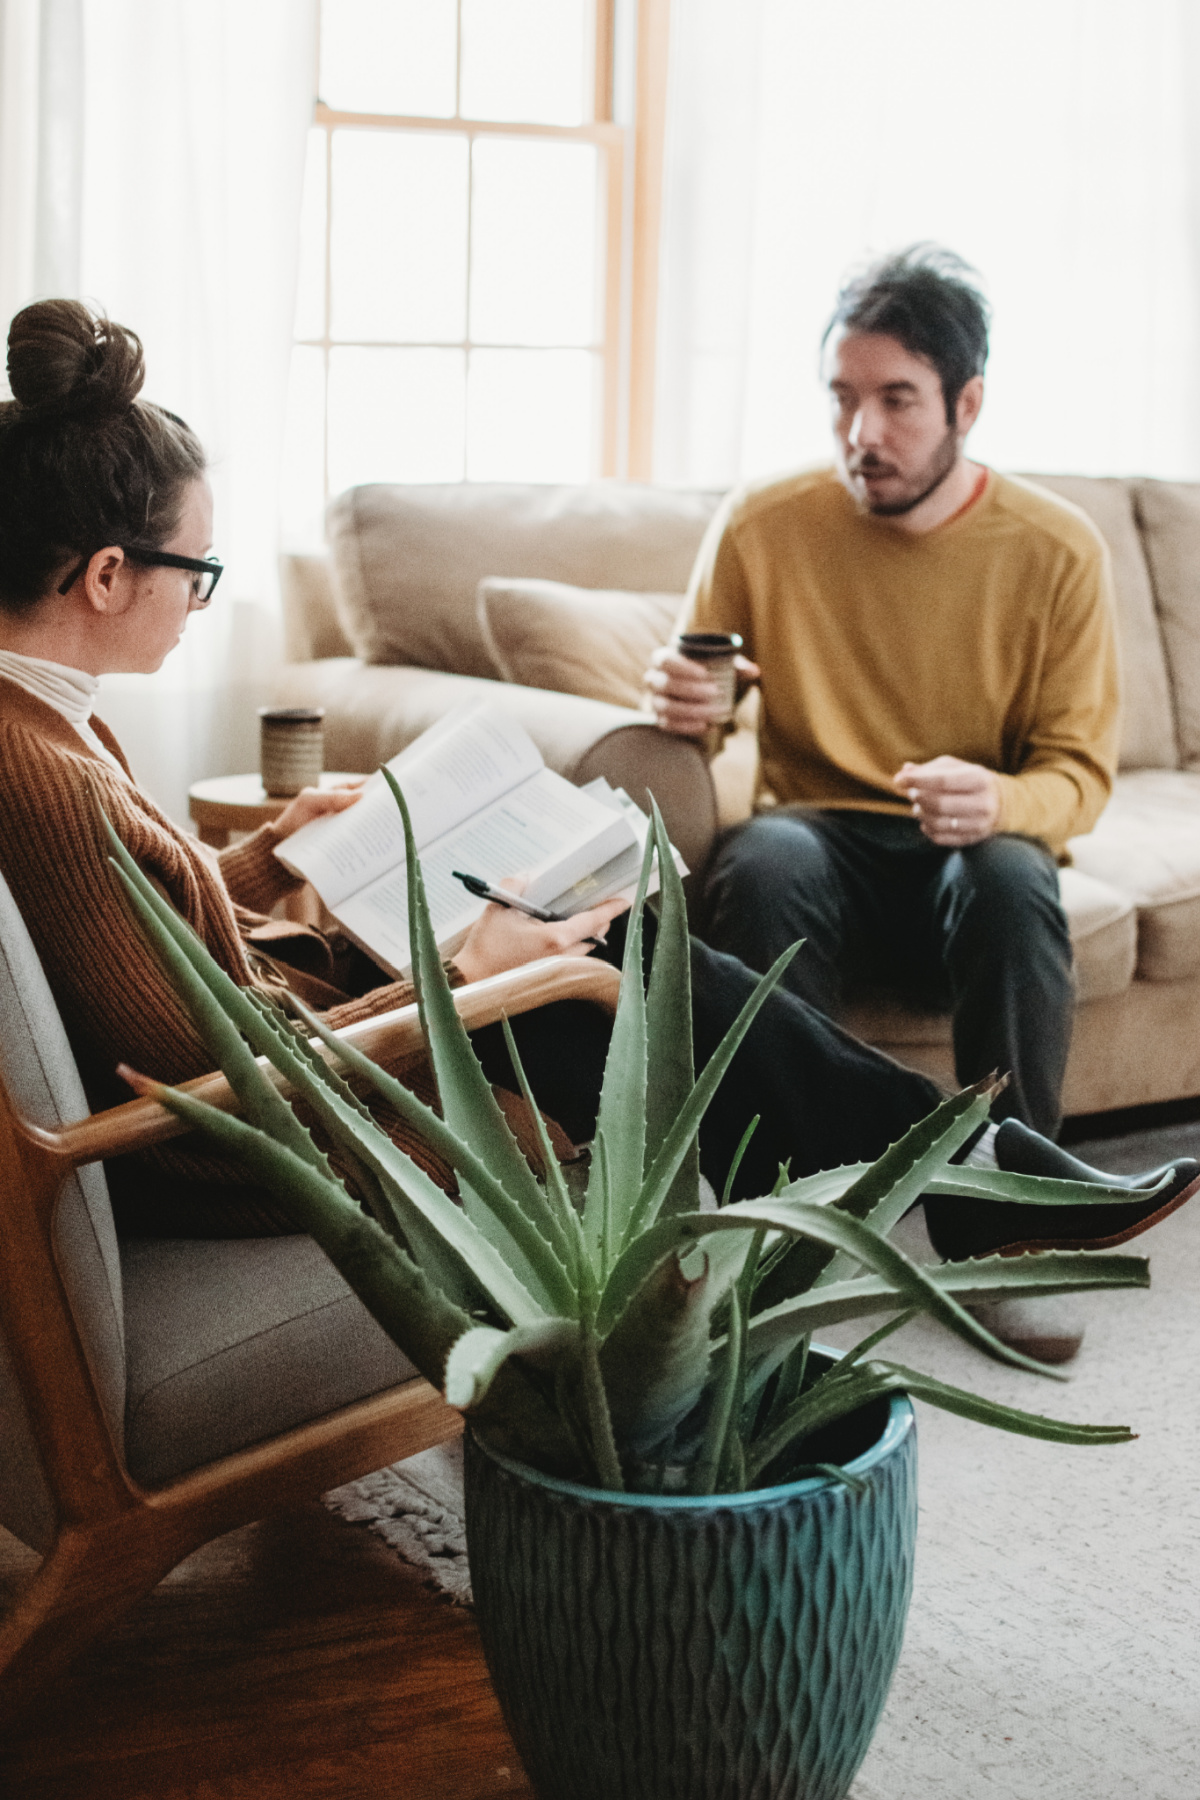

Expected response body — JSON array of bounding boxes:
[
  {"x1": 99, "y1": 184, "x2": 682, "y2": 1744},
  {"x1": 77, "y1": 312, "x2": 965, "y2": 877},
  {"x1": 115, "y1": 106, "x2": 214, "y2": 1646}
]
[{"x1": 277, "y1": 475, "x2": 1200, "y2": 1120}]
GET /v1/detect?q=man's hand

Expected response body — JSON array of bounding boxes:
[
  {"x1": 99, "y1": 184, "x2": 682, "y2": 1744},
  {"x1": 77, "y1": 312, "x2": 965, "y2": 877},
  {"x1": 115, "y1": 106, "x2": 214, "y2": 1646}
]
[
  {"x1": 452, "y1": 878, "x2": 630, "y2": 985},
  {"x1": 644, "y1": 645, "x2": 761, "y2": 737},
  {"x1": 893, "y1": 756, "x2": 1000, "y2": 847},
  {"x1": 272, "y1": 778, "x2": 367, "y2": 840}
]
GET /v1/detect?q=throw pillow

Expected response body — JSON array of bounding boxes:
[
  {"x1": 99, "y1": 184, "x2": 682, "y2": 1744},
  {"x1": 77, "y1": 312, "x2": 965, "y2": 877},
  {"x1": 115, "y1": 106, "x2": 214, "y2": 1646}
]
[{"x1": 477, "y1": 577, "x2": 684, "y2": 710}]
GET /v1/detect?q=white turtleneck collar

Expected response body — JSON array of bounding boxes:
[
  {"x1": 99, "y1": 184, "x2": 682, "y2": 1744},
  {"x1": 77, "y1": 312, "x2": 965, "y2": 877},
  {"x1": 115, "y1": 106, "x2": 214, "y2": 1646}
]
[
  {"x1": 0, "y1": 649, "x2": 101, "y2": 724},
  {"x1": 0, "y1": 650, "x2": 125, "y2": 773}
]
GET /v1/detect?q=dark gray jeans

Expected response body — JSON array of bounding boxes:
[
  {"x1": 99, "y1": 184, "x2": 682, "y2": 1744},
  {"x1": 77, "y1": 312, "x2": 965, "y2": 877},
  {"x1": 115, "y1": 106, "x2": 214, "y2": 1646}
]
[{"x1": 700, "y1": 809, "x2": 1074, "y2": 1138}]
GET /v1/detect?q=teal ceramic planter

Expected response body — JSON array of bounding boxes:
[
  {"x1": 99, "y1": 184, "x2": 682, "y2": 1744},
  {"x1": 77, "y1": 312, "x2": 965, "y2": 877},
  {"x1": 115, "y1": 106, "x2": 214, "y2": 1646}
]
[{"x1": 464, "y1": 1366, "x2": 917, "y2": 1800}]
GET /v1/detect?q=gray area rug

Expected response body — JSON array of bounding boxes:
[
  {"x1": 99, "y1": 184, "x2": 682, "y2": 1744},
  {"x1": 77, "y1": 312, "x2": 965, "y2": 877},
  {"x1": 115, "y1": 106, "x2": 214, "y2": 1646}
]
[
  {"x1": 324, "y1": 1122, "x2": 1200, "y2": 1796},
  {"x1": 324, "y1": 1436, "x2": 472, "y2": 1604}
]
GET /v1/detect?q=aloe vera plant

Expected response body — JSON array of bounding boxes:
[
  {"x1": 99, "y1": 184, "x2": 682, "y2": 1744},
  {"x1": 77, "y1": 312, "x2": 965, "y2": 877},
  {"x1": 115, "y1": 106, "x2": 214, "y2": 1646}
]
[{"x1": 106, "y1": 788, "x2": 1153, "y2": 1493}]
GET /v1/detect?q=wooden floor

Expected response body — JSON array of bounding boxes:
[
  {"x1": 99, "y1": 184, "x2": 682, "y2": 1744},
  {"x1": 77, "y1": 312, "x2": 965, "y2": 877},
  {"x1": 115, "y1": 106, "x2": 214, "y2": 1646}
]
[{"x1": 0, "y1": 1504, "x2": 532, "y2": 1799}]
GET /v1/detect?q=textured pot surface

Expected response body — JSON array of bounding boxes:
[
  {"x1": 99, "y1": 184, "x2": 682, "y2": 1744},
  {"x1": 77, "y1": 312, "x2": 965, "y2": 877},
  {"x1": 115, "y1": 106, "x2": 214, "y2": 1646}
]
[{"x1": 465, "y1": 1388, "x2": 917, "y2": 1800}]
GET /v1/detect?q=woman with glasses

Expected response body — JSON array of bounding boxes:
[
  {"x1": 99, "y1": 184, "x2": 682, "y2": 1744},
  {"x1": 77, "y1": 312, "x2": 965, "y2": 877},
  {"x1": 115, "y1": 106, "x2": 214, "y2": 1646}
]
[
  {"x1": 0, "y1": 298, "x2": 622, "y2": 1234},
  {"x1": 1, "y1": 299, "x2": 1193, "y2": 1310}
]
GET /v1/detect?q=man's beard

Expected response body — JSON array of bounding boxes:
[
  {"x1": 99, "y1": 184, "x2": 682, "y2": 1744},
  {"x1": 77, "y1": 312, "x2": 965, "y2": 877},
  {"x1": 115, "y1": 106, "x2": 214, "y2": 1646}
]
[{"x1": 847, "y1": 424, "x2": 960, "y2": 517}]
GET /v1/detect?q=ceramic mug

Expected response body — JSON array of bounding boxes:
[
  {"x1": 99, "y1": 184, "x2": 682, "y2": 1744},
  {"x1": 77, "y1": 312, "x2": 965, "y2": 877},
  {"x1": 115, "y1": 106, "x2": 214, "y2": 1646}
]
[
  {"x1": 676, "y1": 630, "x2": 744, "y2": 724},
  {"x1": 259, "y1": 706, "x2": 325, "y2": 797}
]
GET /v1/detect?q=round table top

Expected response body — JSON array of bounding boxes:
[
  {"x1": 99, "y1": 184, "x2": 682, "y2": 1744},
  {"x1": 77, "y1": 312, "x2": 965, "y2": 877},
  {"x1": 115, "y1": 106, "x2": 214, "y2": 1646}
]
[{"x1": 188, "y1": 771, "x2": 359, "y2": 823}]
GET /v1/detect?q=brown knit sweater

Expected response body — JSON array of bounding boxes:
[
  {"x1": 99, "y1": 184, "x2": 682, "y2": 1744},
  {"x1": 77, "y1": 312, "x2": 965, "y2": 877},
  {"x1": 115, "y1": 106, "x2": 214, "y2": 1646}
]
[{"x1": 0, "y1": 677, "x2": 454, "y2": 1235}]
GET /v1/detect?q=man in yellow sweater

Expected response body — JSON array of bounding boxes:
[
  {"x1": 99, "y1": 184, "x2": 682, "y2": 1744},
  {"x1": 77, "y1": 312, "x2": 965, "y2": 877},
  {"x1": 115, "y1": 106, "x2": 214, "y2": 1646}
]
[{"x1": 648, "y1": 246, "x2": 1120, "y2": 1140}]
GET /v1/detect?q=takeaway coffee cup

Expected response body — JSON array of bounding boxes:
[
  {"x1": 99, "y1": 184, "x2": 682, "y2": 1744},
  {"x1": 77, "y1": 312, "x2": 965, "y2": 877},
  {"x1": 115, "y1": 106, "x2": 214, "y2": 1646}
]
[
  {"x1": 676, "y1": 631, "x2": 744, "y2": 724},
  {"x1": 258, "y1": 707, "x2": 325, "y2": 797}
]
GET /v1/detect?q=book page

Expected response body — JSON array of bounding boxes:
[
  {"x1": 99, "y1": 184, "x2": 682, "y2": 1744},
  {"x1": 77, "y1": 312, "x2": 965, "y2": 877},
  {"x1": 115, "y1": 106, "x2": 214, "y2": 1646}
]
[
  {"x1": 333, "y1": 768, "x2": 636, "y2": 976},
  {"x1": 541, "y1": 788, "x2": 688, "y2": 914},
  {"x1": 274, "y1": 704, "x2": 545, "y2": 908}
]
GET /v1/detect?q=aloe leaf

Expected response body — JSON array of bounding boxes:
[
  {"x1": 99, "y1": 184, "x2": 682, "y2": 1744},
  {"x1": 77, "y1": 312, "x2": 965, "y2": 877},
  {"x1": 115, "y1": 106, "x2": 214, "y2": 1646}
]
[
  {"x1": 643, "y1": 798, "x2": 699, "y2": 1220},
  {"x1": 111, "y1": 831, "x2": 495, "y2": 1311},
  {"x1": 444, "y1": 1318, "x2": 581, "y2": 1410},
  {"x1": 582, "y1": 824, "x2": 654, "y2": 1262},
  {"x1": 739, "y1": 1250, "x2": 1149, "y2": 1368},
  {"x1": 619, "y1": 939, "x2": 805, "y2": 1248},
  {"x1": 597, "y1": 1235, "x2": 745, "y2": 1458},
  {"x1": 756, "y1": 1083, "x2": 994, "y2": 1309},
  {"x1": 691, "y1": 1285, "x2": 744, "y2": 1496},
  {"x1": 721, "y1": 1116, "x2": 761, "y2": 1208},
  {"x1": 245, "y1": 995, "x2": 471, "y2": 1285},
  {"x1": 923, "y1": 1166, "x2": 1173, "y2": 1205},
  {"x1": 134, "y1": 1058, "x2": 551, "y2": 1328},
  {"x1": 106, "y1": 835, "x2": 337, "y2": 1180},
  {"x1": 118, "y1": 886, "x2": 563, "y2": 1320},
  {"x1": 599, "y1": 1198, "x2": 1088, "y2": 1379},
  {"x1": 745, "y1": 1357, "x2": 1134, "y2": 1484},
  {"x1": 581, "y1": 1313, "x2": 624, "y2": 1490},
  {"x1": 498, "y1": 1015, "x2": 580, "y2": 1242},
  {"x1": 383, "y1": 768, "x2": 568, "y2": 1251},
  {"x1": 130, "y1": 1078, "x2": 474, "y2": 1384},
  {"x1": 290, "y1": 997, "x2": 578, "y2": 1316}
]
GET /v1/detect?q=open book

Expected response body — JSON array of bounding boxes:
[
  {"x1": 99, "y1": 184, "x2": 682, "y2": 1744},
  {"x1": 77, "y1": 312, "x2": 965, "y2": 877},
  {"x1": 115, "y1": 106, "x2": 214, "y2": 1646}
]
[{"x1": 275, "y1": 704, "x2": 684, "y2": 979}]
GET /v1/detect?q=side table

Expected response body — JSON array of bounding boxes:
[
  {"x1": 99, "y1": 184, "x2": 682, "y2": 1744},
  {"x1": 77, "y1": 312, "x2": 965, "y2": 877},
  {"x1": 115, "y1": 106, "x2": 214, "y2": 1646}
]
[
  {"x1": 188, "y1": 772, "x2": 357, "y2": 926},
  {"x1": 188, "y1": 772, "x2": 358, "y2": 849}
]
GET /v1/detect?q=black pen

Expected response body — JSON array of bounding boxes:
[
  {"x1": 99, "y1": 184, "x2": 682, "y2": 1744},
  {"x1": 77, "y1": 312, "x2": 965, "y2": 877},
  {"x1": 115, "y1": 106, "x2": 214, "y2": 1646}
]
[{"x1": 452, "y1": 871, "x2": 606, "y2": 947}]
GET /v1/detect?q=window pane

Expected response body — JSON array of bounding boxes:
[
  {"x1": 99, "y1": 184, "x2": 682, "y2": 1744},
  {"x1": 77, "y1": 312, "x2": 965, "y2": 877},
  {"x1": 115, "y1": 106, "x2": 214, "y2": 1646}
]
[
  {"x1": 461, "y1": 0, "x2": 590, "y2": 125},
  {"x1": 471, "y1": 138, "x2": 598, "y2": 346},
  {"x1": 466, "y1": 349, "x2": 596, "y2": 480},
  {"x1": 329, "y1": 347, "x2": 466, "y2": 491},
  {"x1": 280, "y1": 347, "x2": 327, "y2": 548},
  {"x1": 331, "y1": 131, "x2": 468, "y2": 342},
  {"x1": 320, "y1": 0, "x2": 456, "y2": 118},
  {"x1": 294, "y1": 130, "x2": 327, "y2": 341}
]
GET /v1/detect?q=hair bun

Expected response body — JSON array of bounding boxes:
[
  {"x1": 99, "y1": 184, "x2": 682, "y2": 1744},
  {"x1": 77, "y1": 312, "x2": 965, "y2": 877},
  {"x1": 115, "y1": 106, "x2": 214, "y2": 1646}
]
[{"x1": 6, "y1": 298, "x2": 145, "y2": 421}]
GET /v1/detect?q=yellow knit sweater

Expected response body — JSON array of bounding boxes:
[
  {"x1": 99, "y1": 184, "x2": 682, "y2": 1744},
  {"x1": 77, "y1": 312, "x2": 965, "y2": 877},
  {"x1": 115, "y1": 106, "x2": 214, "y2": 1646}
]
[
  {"x1": 0, "y1": 679, "x2": 444, "y2": 1232},
  {"x1": 683, "y1": 467, "x2": 1120, "y2": 857}
]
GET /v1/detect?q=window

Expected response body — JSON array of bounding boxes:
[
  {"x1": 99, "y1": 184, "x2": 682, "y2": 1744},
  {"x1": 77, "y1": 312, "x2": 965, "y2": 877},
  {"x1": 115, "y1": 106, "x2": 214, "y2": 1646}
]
[{"x1": 282, "y1": 0, "x2": 668, "y2": 546}]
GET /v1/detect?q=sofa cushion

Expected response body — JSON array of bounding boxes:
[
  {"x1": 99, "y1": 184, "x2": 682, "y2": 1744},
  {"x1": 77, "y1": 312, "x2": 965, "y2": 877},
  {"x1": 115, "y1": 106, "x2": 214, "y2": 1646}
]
[
  {"x1": 122, "y1": 1235, "x2": 418, "y2": 1486},
  {"x1": 1018, "y1": 474, "x2": 1178, "y2": 771},
  {"x1": 478, "y1": 577, "x2": 681, "y2": 710},
  {"x1": 841, "y1": 863, "x2": 1137, "y2": 1050},
  {"x1": 325, "y1": 482, "x2": 721, "y2": 677},
  {"x1": 1131, "y1": 480, "x2": 1200, "y2": 768},
  {"x1": 1068, "y1": 769, "x2": 1200, "y2": 982}
]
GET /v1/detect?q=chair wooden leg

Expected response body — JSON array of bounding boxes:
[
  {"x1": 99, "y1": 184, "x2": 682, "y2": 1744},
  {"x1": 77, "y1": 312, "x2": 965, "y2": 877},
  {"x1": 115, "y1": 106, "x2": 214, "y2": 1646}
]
[{"x1": 0, "y1": 1517, "x2": 188, "y2": 1726}]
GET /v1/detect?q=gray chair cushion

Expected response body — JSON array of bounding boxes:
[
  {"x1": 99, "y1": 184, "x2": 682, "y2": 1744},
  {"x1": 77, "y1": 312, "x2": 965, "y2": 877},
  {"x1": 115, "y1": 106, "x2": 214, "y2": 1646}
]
[
  {"x1": 0, "y1": 871, "x2": 126, "y2": 1539},
  {"x1": 122, "y1": 1236, "x2": 418, "y2": 1486}
]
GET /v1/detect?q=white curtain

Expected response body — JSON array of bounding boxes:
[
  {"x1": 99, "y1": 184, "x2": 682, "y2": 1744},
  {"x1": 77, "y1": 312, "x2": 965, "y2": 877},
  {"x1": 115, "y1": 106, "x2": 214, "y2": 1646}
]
[
  {"x1": 656, "y1": 0, "x2": 1200, "y2": 490},
  {"x1": 0, "y1": 0, "x2": 317, "y2": 821}
]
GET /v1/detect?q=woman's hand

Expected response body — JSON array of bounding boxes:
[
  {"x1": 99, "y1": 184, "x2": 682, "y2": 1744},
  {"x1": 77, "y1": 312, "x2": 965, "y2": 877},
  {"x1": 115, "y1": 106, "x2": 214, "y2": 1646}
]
[
  {"x1": 271, "y1": 778, "x2": 367, "y2": 840},
  {"x1": 451, "y1": 879, "x2": 630, "y2": 985}
]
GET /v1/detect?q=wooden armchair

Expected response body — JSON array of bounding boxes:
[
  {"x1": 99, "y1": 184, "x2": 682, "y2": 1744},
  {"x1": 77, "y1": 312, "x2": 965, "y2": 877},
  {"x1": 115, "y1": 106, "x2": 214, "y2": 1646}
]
[{"x1": 0, "y1": 866, "x2": 620, "y2": 1723}]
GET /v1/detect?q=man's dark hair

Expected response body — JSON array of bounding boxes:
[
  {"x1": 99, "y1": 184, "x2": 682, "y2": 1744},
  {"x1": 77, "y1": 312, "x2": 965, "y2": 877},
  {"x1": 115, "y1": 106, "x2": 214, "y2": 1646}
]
[{"x1": 822, "y1": 244, "x2": 990, "y2": 424}]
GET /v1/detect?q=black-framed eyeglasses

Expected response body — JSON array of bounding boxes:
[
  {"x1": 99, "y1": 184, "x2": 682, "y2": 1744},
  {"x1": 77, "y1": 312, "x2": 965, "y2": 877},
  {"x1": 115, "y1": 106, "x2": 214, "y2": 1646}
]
[{"x1": 57, "y1": 547, "x2": 224, "y2": 605}]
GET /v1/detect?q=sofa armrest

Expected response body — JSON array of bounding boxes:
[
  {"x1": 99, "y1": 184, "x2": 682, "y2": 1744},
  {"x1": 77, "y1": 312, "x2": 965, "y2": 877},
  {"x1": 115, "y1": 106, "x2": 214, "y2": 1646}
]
[{"x1": 272, "y1": 660, "x2": 719, "y2": 875}]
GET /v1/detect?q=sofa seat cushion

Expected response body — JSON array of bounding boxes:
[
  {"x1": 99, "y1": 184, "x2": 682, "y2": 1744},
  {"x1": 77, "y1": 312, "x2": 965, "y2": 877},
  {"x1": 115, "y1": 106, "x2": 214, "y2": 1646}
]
[
  {"x1": 1068, "y1": 769, "x2": 1200, "y2": 981},
  {"x1": 841, "y1": 863, "x2": 1137, "y2": 1048},
  {"x1": 122, "y1": 1235, "x2": 417, "y2": 1487},
  {"x1": 477, "y1": 577, "x2": 682, "y2": 709}
]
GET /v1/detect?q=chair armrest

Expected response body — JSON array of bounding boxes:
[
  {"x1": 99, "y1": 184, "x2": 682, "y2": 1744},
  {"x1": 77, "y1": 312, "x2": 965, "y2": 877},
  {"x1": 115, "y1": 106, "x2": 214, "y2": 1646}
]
[{"x1": 27, "y1": 956, "x2": 621, "y2": 1169}]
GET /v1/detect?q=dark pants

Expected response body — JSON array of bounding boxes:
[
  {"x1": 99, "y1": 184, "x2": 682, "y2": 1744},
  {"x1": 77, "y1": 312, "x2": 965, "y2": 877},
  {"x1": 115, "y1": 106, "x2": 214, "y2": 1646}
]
[
  {"x1": 700, "y1": 809, "x2": 1074, "y2": 1138},
  {"x1": 471, "y1": 913, "x2": 943, "y2": 1204}
]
